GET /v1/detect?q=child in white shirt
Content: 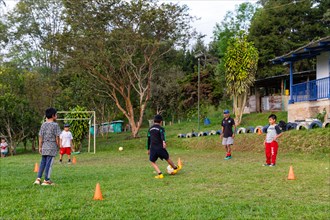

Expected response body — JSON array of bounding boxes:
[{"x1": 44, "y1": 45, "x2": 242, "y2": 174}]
[{"x1": 59, "y1": 124, "x2": 74, "y2": 164}]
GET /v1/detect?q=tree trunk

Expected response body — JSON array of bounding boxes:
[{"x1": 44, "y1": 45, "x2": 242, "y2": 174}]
[
  {"x1": 31, "y1": 138, "x2": 36, "y2": 152},
  {"x1": 233, "y1": 94, "x2": 238, "y2": 124},
  {"x1": 234, "y1": 92, "x2": 247, "y2": 125}
]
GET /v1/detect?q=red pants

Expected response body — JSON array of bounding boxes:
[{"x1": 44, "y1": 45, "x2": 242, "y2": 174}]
[{"x1": 265, "y1": 141, "x2": 278, "y2": 165}]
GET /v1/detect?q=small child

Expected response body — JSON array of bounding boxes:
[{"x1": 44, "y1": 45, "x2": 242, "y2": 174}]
[
  {"x1": 263, "y1": 114, "x2": 283, "y2": 167},
  {"x1": 147, "y1": 115, "x2": 181, "y2": 179},
  {"x1": 33, "y1": 107, "x2": 61, "y2": 186},
  {"x1": 1, "y1": 138, "x2": 9, "y2": 157},
  {"x1": 59, "y1": 124, "x2": 74, "y2": 164}
]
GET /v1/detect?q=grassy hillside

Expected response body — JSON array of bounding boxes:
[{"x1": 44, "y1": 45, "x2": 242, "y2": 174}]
[{"x1": 93, "y1": 111, "x2": 327, "y2": 156}]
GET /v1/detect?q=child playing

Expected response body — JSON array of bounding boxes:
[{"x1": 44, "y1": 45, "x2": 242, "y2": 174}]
[
  {"x1": 33, "y1": 107, "x2": 61, "y2": 185},
  {"x1": 59, "y1": 124, "x2": 74, "y2": 164},
  {"x1": 147, "y1": 114, "x2": 181, "y2": 179},
  {"x1": 1, "y1": 138, "x2": 9, "y2": 157},
  {"x1": 263, "y1": 114, "x2": 283, "y2": 167},
  {"x1": 220, "y1": 109, "x2": 236, "y2": 160}
]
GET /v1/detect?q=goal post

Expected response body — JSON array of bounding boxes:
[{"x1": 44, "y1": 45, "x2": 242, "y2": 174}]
[{"x1": 56, "y1": 111, "x2": 96, "y2": 154}]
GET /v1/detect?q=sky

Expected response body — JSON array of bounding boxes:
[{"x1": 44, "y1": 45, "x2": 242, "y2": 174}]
[{"x1": 3, "y1": 0, "x2": 258, "y2": 45}]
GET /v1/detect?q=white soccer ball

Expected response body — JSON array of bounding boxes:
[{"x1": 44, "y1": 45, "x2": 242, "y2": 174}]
[
  {"x1": 118, "y1": 147, "x2": 123, "y2": 151},
  {"x1": 166, "y1": 165, "x2": 175, "y2": 175}
]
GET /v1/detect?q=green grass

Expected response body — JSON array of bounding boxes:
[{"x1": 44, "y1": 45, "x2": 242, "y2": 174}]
[{"x1": 1, "y1": 113, "x2": 329, "y2": 219}]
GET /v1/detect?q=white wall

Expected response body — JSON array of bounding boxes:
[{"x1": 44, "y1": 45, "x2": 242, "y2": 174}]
[{"x1": 316, "y1": 51, "x2": 330, "y2": 79}]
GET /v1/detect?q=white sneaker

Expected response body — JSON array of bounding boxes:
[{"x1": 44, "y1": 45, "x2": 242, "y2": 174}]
[
  {"x1": 41, "y1": 180, "x2": 55, "y2": 186},
  {"x1": 33, "y1": 178, "x2": 41, "y2": 185}
]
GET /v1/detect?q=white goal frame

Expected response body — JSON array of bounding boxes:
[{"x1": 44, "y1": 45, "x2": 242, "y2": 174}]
[{"x1": 56, "y1": 111, "x2": 96, "y2": 154}]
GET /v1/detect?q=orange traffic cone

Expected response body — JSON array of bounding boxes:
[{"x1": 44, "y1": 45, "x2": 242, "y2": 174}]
[
  {"x1": 178, "y1": 158, "x2": 182, "y2": 167},
  {"x1": 34, "y1": 163, "x2": 39, "y2": 173},
  {"x1": 72, "y1": 156, "x2": 77, "y2": 164},
  {"x1": 257, "y1": 128, "x2": 262, "y2": 135},
  {"x1": 93, "y1": 183, "x2": 103, "y2": 200},
  {"x1": 287, "y1": 166, "x2": 295, "y2": 180}
]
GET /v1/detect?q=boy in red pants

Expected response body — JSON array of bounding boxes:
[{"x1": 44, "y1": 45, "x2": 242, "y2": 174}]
[{"x1": 263, "y1": 114, "x2": 283, "y2": 167}]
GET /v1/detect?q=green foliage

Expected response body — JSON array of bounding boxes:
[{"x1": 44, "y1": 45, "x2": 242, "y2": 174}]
[
  {"x1": 5, "y1": 0, "x2": 64, "y2": 71},
  {"x1": 60, "y1": 0, "x2": 193, "y2": 137},
  {"x1": 0, "y1": 66, "x2": 40, "y2": 152},
  {"x1": 214, "y1": 2, "x2": 257, "y2": 74},
  {"x1": 179, "y1": 65, "x2": 223, "y2": 114},
  {"x1": 223, "y1": 33, "x2": 258, "y2": 124},
  {"x1": 316, "y1": 108, "x2": 327, "y2": 122},
  {"x1": 224, "y1": 34, "x2": 258, "y2": 95},
  {"x1": 249, "y1": 0, "x2": 330, "y2": 78},
  {"x1": 64, "y1": 106, "x2": 90, "y2": 151}
]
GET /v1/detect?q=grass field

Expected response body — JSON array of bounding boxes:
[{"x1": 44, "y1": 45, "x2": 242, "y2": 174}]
[{"x1": 1, "y1": 113, "x2": 329, "y2": 219}]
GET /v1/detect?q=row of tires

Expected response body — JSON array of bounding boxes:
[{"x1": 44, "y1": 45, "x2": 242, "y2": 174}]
[{"x1": 177, "y1": 121, "x2": 329, "y2": 138}]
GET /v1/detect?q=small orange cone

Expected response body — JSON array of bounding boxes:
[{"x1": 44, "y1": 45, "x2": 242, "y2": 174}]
[
  {"x1": 288, "y1": 166, "x2": 295, "y2": 180},
  {"x1": 34, "y1": 163, "x2": 39, "y2": 173},
  {"x1": 178, "y1": 158, "x2": 182, "y2": 167},
  {"x1": 257, "y1": 128, "x2": 262, "y2": 135},
  {"x1": 72, "y1": 156, "x2": 77, "y2": 164},
  {"x1": 93, "y1": 183, "x2": 103, "y2": 200}
]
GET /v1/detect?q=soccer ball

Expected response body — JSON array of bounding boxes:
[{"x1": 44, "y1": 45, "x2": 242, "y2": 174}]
[
  {"x1": 118, "y1": 147, "x2": 123, "y2": 151},
  {"x1": 166, "y1": 165, "x2": 175, "y2": 175}
]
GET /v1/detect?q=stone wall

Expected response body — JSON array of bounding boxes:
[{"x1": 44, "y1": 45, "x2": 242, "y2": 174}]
[{"x1": 288, "y1": 99, "x2": 330, "y2": 122}]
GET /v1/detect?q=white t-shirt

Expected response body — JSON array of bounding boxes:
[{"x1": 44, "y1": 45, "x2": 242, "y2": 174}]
[
  {"x1": 1, "y1": 142, "x2": 8, "y2": 153},
  {"x1": 60, "y1": 131, "x2": 73, "y2": 148}
]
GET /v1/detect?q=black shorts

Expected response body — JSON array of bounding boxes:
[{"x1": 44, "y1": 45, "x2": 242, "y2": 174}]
[{"x1": 149, "y1": 148, "x2": 169, "y2": 162}]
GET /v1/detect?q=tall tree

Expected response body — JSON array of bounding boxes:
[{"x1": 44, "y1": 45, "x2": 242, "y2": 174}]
[
  {"x1": 0, "y1": 66, "x2": 40, "y2": 154},
  {"x1": 211, "y1": 2, "x2": 257, "y2": 109},
  {"x1": 4, "y1": 0, "x2": 65, "y2": 71},
  {"x1": 61, "y1": 0, "x2": 192, "y2": 137},
  {"x1": 224, "y1": 34, "x2": 258, "y2": 124},
  {"x1": 249, "y1": 0, "x2": 330, "y2": 78},
  {"x1": 213, "y1": 2, "x2": 257, "y2": 73}
]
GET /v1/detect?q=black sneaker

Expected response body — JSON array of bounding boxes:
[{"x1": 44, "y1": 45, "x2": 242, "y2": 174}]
[
  {"x1": 263, "y1": 164, "x2": 270, "y2": 166},
  {"x1": 269, "y1": 164, "x2": 276, "y2": 167}
]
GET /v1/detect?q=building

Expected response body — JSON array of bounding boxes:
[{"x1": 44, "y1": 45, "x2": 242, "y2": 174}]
[{"x1": 271, "y1": 36, "x2": 330, "y2": 122}]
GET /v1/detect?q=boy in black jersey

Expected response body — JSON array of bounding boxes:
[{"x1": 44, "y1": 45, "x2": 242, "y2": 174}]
[
  {"x1": 147, "y1": 115, "x2": 181, "y2": 179},
  {"x1": 220, "y1": 109, "x2": 236, "y2": 160}
]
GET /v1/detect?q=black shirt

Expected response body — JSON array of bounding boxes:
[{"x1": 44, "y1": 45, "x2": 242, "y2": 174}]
[
  {"x1": 146, "y1": 124, "x2": 166, "y2": 150},
  {"x1": 222, "y1": 117, "x2": 235, "y2": 138}
]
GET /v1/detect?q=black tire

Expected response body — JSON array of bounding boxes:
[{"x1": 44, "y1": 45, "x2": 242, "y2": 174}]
[
  {"x1": 308, "y1": 121, "x2": 322, "y2": 129},
  {"x1": 286, "y1": 122, "x2": 297, "y2": 131},
  {"x1": 245, "y1": 126, "x2": 255, "y2": 133}
]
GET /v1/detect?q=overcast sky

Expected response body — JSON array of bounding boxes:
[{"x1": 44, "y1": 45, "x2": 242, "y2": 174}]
[{"x1": 3, "y1": 0, "x2": 258, "y2": 45}]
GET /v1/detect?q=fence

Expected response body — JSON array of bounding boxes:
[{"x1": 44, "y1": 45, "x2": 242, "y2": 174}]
[{"x1": 292, "y1": 76, "x2": 330, "y2": 102}]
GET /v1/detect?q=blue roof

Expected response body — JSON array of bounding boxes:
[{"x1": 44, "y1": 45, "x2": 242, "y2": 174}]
[{"x1": 271, "y1": 36, "x2": 330, "y2": 64}]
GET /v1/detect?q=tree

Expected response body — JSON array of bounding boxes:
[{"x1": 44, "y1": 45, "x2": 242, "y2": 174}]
[
  {"x1": 224, "y1": 34, "x2": 258, "y2": 124},
  {"x1": 150, "y1": 65, "x2": 184, "y2": 120},
  {"x1": 64, "y1": 106, "x2": 90, "y2": 152},
  {"x1": 249, "y1": 0, "x2": 330, "y2": 78},
  {"x1": 4, "y1": 0, "x2": 65, "y2": 71},
  {"x1": 0, "y1": 66, "x2": 40, "y2": 154},
  {"x1": 61, "y1": 0, "x2": 192, "y2": 137},
  {"x1": 213, "y1": 2, "x2": 257, "y2": 73}
]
